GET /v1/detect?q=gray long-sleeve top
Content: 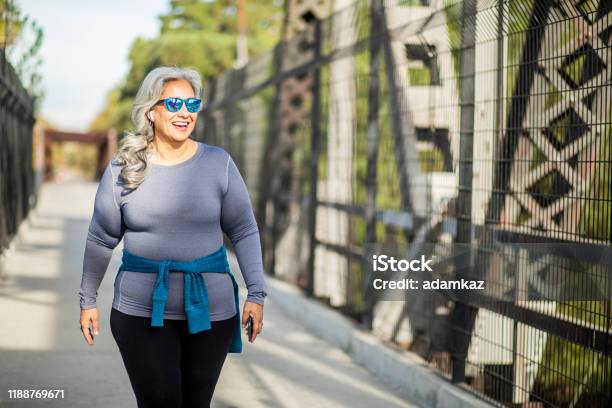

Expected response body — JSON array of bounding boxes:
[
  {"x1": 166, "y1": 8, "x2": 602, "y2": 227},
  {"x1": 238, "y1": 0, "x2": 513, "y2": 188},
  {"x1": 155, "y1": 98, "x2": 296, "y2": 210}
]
[{"x1": 79, "y1": 141, "x2": 268, "y2": 321}]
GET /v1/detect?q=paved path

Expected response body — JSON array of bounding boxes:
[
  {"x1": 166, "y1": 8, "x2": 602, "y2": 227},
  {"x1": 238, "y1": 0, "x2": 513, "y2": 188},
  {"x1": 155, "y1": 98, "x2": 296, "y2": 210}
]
[{"x1": 0, "y1": 180, "x2": 417, "y2": 408}]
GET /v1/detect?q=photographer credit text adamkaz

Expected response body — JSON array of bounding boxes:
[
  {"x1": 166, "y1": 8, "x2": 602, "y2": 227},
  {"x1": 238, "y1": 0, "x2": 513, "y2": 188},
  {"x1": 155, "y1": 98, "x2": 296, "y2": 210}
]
[{"x1": 371, "y1": 254, "x2": 485, "y2": 291}]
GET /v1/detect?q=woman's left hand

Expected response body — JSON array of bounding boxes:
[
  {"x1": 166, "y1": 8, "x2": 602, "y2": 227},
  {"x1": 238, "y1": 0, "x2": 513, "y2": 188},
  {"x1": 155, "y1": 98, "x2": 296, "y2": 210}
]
[{"x1": 242, "y1": 301, "x2": 264, "y2": 343}]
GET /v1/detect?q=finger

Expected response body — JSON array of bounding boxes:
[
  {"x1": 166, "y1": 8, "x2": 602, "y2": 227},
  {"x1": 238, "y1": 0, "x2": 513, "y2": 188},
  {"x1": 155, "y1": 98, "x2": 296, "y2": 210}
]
[
  {"x1": 241, "y1": 309, "x2": 251, "y2": 328},
  {"x1": 81, "y1": 324, "x2": 93, "y2": 345},
  {"x1": 246, "y1": 325, "x2": 256, "y2": 342},
  {"x1": 251, "y1": 319, "x2": 263, "y2": 342},
  {"x1": 92, "y1": 317, "x2": 100, "y2": 336},
  {"x1": 243, "y1": 319, "x2": 256, "y2": 343},
  {"x1": 244, "y1": 326, "x2": 252, "y2": 343}
]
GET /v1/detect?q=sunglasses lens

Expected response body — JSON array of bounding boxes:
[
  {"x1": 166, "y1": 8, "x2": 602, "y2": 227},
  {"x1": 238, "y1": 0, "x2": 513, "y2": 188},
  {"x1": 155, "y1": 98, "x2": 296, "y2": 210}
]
[
  {"x1": 186, "y1": 98, "x2": 201, "y2": 113},
  {"x1": 165, "y1": 98, "x2": 182, "y2": 112}
]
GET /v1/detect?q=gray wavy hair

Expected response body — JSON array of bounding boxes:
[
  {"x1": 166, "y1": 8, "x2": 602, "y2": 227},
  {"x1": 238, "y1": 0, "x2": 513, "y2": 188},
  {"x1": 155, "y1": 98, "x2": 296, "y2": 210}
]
[{"x1": 113, "y1": 66, "x2": 202, "y2": 191}]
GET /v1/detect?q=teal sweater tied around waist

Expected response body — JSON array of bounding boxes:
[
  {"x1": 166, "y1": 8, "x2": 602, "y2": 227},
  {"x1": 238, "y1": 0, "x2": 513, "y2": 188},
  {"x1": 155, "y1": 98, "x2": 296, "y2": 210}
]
[{"x1": 118, "y1": 244, "x2": 242, "y2": 353}]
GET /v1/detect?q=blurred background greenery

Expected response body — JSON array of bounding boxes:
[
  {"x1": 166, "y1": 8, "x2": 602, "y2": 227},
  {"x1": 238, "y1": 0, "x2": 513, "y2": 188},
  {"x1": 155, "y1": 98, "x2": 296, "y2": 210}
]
[
  {"x1": 89, "y1": 0, "x2": 284, "y2": 134},
  {"x1": 3, "y1": 0, "x2": 284, "y2": 179}
]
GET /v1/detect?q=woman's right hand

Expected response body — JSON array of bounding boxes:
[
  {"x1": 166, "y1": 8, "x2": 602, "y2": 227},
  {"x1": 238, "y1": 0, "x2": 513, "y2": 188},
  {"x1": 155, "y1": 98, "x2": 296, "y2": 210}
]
[{"x1": 80, "y1": 307, "x2": 100, "y2": 346}]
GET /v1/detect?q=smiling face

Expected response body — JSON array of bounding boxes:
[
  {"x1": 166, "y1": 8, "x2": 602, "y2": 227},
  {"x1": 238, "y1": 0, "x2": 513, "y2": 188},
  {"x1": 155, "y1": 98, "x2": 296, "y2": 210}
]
[{"x1": 149, "y1": 79, "x2": 198, "y2": 142}]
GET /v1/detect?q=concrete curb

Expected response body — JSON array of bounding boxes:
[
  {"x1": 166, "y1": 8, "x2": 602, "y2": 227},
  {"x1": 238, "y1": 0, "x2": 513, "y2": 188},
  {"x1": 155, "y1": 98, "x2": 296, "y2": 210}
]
[{"x1": 266, "y1": 277, "x2": 494, "y2": 408}]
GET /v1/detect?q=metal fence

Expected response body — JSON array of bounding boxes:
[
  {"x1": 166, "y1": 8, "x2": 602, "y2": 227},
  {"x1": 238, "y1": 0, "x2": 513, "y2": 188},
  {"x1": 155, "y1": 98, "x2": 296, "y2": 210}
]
[
  {"x1": 195, "y1": 0, "x2": 612, "y2": 406},
  {"x1": 0, "y1": 52, "x2": 36, "y2": 254}
]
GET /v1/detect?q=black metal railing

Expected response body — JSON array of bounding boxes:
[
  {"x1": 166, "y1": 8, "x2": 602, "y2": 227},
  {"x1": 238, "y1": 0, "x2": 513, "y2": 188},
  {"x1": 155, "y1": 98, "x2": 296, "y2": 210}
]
[{"x1": 0, "y1": 51, "x2": 37, "y2": 253}]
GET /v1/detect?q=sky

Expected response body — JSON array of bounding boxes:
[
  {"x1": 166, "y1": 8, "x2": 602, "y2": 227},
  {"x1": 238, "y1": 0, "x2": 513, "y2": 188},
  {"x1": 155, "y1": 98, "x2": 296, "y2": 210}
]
[{"x1": 18, "y1": 0, "x2": 170, "y2": 132}]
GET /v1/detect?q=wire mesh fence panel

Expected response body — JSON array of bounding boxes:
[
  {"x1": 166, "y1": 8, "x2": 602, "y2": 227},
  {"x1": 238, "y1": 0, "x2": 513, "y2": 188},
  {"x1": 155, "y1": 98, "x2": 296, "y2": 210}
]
[{"x1": 197, "y1": 0, "x2": 612, "y2": 406}]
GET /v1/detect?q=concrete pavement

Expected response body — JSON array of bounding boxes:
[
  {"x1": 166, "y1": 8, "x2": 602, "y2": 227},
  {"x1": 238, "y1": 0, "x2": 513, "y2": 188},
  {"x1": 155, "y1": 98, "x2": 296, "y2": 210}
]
[{"x1": 0, "y1": 180, "x2": 417, "y2": 408}]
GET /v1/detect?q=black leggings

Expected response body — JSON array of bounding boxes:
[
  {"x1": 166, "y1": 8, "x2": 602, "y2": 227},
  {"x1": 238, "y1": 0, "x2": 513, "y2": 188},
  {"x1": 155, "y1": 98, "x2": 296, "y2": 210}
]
[{"x1": 110, "y1": 307, "x2": 236, "y2": 408}]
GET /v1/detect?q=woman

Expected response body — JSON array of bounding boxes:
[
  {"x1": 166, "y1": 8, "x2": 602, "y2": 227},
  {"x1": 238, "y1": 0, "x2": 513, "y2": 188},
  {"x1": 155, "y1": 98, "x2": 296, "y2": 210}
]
[{"x1": 78, "y1": 66, "x2": 267, "y2": 407}]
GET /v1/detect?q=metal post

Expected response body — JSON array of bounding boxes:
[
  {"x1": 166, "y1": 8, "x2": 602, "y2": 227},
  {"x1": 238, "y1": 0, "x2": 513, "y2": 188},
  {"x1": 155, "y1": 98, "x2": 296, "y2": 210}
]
[
  {"x1": 379, "y1": 4, "x2": 420, "y2": 217},
  {"x1": 258, "y1": 40, "x2": 286, "y2": 278},
  {"x1": 306, "y1": 17, "x2": 322, "y2": 298},
  {"x1": 450, "y1": 0, "x2": 477, "y2": 384},
  {"x1": 362, "y1": 0, "x2": 382, "y2": 330}
]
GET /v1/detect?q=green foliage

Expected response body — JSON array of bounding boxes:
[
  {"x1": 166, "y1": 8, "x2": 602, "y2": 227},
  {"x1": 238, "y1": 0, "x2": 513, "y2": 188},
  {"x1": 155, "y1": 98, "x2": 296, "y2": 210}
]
[
  {"x1": 419, "y1": 148, "x2": 445, "y2": 172},
  {"x1": 160, "y1": 0, "x2": 281, "y2": 52},
  {"x1": 1, "y1": 1, "x2": 45, "y2": 109},
  {"x1": 534, "y1": 298, "x2": 612, "y2": 406},
  {"x1": 543, "y1": 81, "x2": 562, "y2": 110},
  {"x1": 89, "y1": 87, "x2": 131, "y2": 132},
  {"x1": 579, "y1": 128, "x2": 611, "y2": 242},
  {"x1": 533, "y1": 332, "x2": 611, "y2": 407},
  {"x1": 505, "y1": 0, "x2": 534, "y2": 108},
  {"x1": 90, "y1": 0, "x2": 283, "y2": 133},
  {"x1": 408, "y1": 66, "x2": 432, "y2": 86},
  {"x1": 0, "y1": 1, "x2": 26, "y2": 47},
  {"x1": 528, "y1": 141, "x2": 547, "y2": 171},
  {"x1": 317, "y1": 63, "x2": 330, "y2": 182},
  {"x1": 51, "y1": 142, "x2": 98, "y2": 180},
  {"x1": 443, "y1": 1, "x2": 462, "y2": 84},
  {"x1": 353, "y1": 48, "x2": 374, "y2": 209},
  {"x1": 376, "y1": 51, "x2": 402, "y2": 213}
]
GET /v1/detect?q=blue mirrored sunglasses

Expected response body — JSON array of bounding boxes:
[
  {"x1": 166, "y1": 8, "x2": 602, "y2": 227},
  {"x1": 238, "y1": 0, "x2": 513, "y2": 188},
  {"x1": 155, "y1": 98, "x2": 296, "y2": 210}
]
[{"x1": 156, "y1": 97, "x2": 202, "y2": 113}]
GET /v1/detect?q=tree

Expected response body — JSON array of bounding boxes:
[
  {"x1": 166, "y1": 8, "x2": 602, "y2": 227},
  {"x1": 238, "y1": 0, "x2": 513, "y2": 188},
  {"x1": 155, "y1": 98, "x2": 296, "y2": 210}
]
[
  {"x1": 1, "y1": 0, "x2": 45, "y2": 109},
  {"x1": 90, "y1": 0, "x2": 284, "y2": 133}
]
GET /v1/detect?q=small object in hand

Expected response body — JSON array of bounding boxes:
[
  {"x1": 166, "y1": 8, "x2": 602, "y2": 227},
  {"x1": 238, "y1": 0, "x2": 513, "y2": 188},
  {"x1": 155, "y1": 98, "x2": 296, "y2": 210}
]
[{"x1": 247, "y1": 315, "x2": 254, "y2": 342}]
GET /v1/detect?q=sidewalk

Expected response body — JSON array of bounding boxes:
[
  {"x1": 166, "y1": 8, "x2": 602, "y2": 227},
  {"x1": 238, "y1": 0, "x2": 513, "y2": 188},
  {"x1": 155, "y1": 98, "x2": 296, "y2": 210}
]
[{"x1": 0, "y1": 180, "x2": 417, "y2": 408}]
